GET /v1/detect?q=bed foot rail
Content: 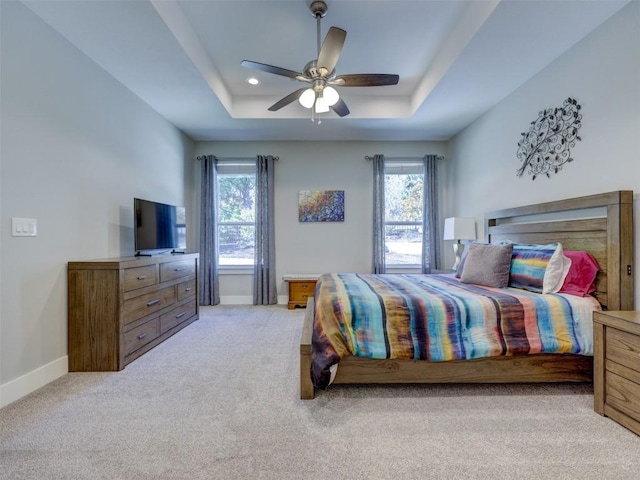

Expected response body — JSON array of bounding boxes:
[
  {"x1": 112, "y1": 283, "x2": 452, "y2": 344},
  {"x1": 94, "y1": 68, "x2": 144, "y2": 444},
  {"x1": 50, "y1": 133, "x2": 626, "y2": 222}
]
[{"x1": 300, "y1": 298, "x2": 315, "y2": 399}]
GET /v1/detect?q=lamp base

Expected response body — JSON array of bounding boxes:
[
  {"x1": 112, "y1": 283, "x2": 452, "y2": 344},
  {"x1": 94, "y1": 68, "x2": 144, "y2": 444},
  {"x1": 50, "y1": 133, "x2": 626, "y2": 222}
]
[{"x1": 451, "y1": 241, "x2": 465, "y2": 272}]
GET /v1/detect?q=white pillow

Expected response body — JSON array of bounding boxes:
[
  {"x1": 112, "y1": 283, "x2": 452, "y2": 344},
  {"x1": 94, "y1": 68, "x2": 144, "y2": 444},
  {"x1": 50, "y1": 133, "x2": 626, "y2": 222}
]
[{"x1": 542, "y1": 244, "x2": 572, "y2": 294}]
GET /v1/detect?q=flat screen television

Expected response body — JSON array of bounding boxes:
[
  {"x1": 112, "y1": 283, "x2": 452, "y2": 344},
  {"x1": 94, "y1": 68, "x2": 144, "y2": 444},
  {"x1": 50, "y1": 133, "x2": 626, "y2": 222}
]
[{"x1": 134, "y1": 198, "x2": 186, "y2": 254}]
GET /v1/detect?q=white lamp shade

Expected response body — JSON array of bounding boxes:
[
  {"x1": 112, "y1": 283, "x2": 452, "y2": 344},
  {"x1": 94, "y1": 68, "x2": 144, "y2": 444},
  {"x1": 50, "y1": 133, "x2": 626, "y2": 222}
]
[
  {"x1": 299, "y1": 88, "x2": 315, "y2": 108},
  {"x1": 443, "y1": 217, "x2": 476, "y2": 241},
  {"x1": 314, "y1": 95, "x2": 330, "y2": 113},
  {"x1": 323, "y1": 86, "x2": 339, "y2": 106}
]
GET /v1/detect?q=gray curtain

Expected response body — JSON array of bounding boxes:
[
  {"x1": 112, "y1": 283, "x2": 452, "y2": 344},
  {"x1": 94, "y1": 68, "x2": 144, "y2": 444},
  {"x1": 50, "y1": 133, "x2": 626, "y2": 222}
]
[
  {"x1": 372, "y1": 154, "x2": 386, "y2": 274},
  {"x1": 421, "y1": 154, "x2": 441, "y2": 273},
  {"x1": 198, "y1": 155, "x2": 220, "y2": 305},
  {"x1": 253, "y1": 155, "x2": 277, "y2": 305}
]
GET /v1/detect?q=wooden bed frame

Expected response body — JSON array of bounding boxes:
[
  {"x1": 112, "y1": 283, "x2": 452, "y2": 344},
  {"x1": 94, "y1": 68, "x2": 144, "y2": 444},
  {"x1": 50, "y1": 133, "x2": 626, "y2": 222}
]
[{"x1": 300, "y1": 190, "x2": 634, "y2": 399}]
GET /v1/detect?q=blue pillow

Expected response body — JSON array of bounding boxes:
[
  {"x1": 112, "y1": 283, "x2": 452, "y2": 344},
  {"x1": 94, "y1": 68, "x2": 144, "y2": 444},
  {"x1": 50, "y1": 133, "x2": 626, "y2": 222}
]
[
  {"x1": 508, "y1": 242, "x2": 560, "y2": 293},
  {"x1": 509, "y1": 242, "x2": 571, "y2": 293}
]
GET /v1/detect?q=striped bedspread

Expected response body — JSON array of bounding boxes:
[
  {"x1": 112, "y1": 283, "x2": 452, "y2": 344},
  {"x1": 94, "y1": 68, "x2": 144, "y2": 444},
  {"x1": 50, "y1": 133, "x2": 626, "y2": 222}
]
[{"x1": 311, "y1": 273, "x2": 600, "y2": 388}]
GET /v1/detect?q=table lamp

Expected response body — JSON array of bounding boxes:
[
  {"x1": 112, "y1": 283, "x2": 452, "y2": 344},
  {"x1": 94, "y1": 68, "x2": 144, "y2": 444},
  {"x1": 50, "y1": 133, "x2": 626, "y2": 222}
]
[{"x1": 443, "y1": 217, "x2": 476, "y2": 271}]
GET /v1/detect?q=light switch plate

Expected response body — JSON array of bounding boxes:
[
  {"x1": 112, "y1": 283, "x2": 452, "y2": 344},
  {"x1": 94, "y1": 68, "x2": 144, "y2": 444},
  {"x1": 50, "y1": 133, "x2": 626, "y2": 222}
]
[{"x1": 12, "y1": 218, "x2": 37, "y2": 237}]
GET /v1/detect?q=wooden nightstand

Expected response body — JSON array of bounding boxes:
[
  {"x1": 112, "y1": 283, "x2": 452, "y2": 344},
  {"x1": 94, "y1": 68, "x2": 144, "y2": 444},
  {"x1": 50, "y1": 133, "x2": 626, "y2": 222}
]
[
  {"x1": 283, "y1": 274, "x2": 320, "y2": 309},
  {"x1": 593, "y1": 310, "x2": 640, "y2": 436}
]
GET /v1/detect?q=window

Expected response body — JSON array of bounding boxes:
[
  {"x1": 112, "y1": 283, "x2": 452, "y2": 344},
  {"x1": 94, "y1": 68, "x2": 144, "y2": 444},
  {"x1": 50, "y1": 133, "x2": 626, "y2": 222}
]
[
  {"x1": 217, "y1": 161, "x2": 256, "y2": 266},
  {"x1": 384, "y1": 162, "x2": 424, "y2": 267}
]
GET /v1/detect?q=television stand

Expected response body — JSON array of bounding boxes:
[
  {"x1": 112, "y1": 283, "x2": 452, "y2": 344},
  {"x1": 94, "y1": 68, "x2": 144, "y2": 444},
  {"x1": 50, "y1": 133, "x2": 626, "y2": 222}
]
[{"x1": 68, "y1": 253, "x2": 199, "y2": 371}]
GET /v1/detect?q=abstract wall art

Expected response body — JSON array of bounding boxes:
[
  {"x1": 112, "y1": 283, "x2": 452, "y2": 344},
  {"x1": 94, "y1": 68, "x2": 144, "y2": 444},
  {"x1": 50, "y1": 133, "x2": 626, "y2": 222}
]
[{"x1": 298, "y1": 190, "x2": 345, "y2": 222}]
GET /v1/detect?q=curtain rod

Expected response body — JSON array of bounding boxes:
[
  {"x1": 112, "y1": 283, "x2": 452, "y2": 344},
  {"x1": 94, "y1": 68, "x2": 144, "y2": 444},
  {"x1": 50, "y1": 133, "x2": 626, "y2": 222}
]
[
  {"x1": 364, "y1": 155, "x2": 444, "y2": 161},
  {"x1": 196, "y1": 155, "x2": 279, "y2": 161}
]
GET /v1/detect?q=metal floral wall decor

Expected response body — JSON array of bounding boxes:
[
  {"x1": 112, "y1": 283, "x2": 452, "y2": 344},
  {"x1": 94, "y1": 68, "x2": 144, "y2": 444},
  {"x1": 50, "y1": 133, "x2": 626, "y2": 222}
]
[{"x1": 516, "y1": 97, "x2": 582, "y2": 180}]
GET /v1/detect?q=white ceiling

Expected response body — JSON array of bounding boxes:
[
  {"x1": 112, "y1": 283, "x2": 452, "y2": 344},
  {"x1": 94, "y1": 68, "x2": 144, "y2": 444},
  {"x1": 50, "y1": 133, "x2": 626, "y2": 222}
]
[{"x1": 22, "y1": 0, "x2": 631, "y2": 142}]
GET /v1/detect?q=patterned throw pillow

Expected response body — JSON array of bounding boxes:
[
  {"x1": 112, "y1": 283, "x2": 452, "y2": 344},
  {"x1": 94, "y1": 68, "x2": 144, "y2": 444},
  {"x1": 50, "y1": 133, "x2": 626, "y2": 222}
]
[{"x1": 508, "y1": 242, "x2": 570, "y2": 294}]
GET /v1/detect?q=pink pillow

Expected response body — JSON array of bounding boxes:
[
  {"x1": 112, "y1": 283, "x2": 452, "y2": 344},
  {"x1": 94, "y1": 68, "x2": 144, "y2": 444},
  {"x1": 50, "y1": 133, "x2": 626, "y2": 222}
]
[{"x1": 559, "y1": 251, "x2": 599, "y2": 297}]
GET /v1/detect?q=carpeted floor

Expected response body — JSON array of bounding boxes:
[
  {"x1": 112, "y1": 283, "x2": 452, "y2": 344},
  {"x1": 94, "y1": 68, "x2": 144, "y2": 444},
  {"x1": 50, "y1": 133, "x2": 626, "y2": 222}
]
[{"x1": 1, "y1": 305, "x2": 639, "y2": 479}]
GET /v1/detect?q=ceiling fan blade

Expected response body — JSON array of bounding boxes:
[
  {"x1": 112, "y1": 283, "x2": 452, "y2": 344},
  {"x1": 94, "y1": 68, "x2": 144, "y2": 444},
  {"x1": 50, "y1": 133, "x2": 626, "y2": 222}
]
[
  {"x1": 330, "y1": 98, "x2": 350, "y2": 117},
  {"x1": 268, "y1": 88, "x2": 308, "y2": 111},
  {"x1": 241, "y1": 60, "x2": 302, "y2": 80},
  {"x1": 331, "y1": 74, "x2": 400, "y2": 87},
  {"x1": 317, "y1": 27, "x2": 346, "y2": 76}
]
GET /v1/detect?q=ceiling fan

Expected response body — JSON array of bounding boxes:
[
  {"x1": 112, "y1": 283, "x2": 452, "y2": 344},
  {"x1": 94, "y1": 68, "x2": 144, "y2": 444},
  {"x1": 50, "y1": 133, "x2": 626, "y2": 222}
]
[{"x1": 241, "y1": 0, "x2": 399, "y2": 118}]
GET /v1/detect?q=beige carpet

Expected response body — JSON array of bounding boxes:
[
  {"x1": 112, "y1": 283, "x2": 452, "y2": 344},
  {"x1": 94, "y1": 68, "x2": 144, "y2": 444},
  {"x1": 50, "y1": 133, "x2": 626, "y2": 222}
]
[{"x1": 1, "y1": 305, "x2": 639, "y2": 479}]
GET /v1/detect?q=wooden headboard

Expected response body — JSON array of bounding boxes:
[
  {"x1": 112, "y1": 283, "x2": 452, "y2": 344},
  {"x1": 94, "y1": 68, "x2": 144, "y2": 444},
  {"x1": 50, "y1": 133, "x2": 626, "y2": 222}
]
[{"x1": 485, "y1": 191, "x2": 634, "y2": 311}]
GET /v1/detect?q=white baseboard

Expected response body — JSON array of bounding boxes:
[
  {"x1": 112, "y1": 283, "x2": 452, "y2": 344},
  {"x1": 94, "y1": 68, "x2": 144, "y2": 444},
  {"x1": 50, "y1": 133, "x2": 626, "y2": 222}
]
[
  {"x1": 218, "y1": 295, "x2": 288, "y2": 305},
  {"x1": 219, "y1": 295, "x2": 253, "y2": 305},
  {"x1": 0, "y1": 356, "x2": 68, "y2": 408}
]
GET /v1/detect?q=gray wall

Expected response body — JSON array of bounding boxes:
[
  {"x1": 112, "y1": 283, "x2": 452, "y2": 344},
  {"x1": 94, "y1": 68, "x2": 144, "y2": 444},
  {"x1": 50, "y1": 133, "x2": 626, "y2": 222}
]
[
  {"x1": 0, "y1": 2, "x2": 195, "y2": 406},
  {"x1": 194, "y1": 141, "x2": 448, "y2": 303},
  {"x1": 447, "y1": 1, "x2": 640, "y2": 305}
]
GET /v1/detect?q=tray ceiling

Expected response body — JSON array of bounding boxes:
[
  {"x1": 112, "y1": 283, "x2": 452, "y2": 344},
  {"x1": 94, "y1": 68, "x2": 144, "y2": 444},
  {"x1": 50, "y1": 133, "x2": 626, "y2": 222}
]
[{"x1": 22, "y1": 0, "x2": 631, "y2": 141}]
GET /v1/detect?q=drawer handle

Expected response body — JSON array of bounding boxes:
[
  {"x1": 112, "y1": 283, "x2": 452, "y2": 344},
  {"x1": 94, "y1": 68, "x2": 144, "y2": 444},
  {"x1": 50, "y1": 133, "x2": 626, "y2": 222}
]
[
  {"x1": 137, "y1": 275, "x2": 147, "y2": 280},
  {"x1": 184, "y1": 287, "x2": 192, "y2": 292},
  {"x1": 174, "y1": 268, "x2": 183, "y2": 272},
  {"x1": 146, "y1": 299, "x2": 160, "y2": 307},
  {"x1": 175, "y1": 311, "x2": 186, "y2": 319},
  {"x1": 137, "y1": 333, "x2": 147, "y2": 340}
]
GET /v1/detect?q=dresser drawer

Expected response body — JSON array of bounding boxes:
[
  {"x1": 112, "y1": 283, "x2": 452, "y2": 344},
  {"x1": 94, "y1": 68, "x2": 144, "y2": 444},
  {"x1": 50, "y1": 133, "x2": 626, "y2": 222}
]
[
  {"x1": 124, "y1": 318, "x2": 159, "y2": 356},
  {"x1": 291, "y1": 291, "x2": 313, "y2": 304},
  {"x1": 160, "y1": 300, "x2": 197, "y2": 334},
  {"x1": 177, "y1": 278, "x2": 196, "y2": 301},
  {"x1": 160, "y1": 259, "x2": 196, "y2": 282},
  {"x1": 289, "y1": 281, "x2": 316, "y2": 296},
  {"x1": 606, "y1": 370, "x2": 640, "y2": 421},
  {"x1": 123, "y1": 285, "x2": 176, "y2": 322},
  {"x1": 124, "y1": 265, "x2": 158, "y2": 292},
  {"x1": 607, "y1": 328, "x2": 640, "y2": 374}
]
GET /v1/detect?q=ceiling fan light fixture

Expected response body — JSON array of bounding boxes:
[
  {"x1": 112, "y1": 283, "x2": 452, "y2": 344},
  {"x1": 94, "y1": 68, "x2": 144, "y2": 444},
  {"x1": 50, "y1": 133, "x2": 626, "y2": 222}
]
[
  {"x1": 314, "y1": 95, "x2": 330, "y2": 113},
  {"x1": 323, "y1": 86, "x2": 339, "y2": 106},
  {"x1": 241, "y1": 0, "x2": 399, "y2": 118},
  {"x1": 299, "y1": 88, "x2": 316, "y2": 108}
]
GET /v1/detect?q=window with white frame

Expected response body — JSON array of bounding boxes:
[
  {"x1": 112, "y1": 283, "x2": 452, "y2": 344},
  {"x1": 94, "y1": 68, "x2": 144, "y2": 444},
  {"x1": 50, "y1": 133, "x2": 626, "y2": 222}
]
[
  {"x1": 384, "y1": 161, "x2": 424, "y2": 267},
  {"x1": 217, "y1": 161, "x2": 256, "y2": 266}
]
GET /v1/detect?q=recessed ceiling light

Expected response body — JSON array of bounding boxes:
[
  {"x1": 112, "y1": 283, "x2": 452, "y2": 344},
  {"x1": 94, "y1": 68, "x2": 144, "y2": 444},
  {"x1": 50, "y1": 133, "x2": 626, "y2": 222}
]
[{"x1": 247, "y1": 77, "x2": 260, "y2": 85}]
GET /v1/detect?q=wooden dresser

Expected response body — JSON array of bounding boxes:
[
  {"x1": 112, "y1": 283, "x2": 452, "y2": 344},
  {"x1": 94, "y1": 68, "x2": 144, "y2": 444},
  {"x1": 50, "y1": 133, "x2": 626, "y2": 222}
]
[
  {"x1": 68, "y1": 253, "x2": 199, "y2": 371},
  {"x1": 593, "y1": 310, "x2": 640, "y2": 435}
]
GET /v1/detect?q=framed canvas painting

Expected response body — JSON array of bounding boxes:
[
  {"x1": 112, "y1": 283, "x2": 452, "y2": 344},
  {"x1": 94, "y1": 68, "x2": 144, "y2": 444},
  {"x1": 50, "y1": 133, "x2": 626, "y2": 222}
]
[{"x1": 298, "y1": 190, "x2": 345, "y2": 222}]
